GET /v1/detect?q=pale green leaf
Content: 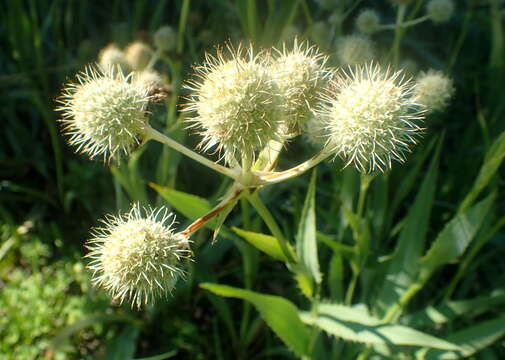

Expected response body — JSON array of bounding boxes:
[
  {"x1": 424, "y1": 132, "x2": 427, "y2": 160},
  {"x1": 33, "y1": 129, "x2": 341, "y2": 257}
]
[
  {"x1": 201, "y1": 283, "x2": 310, "y2": 357},
  {"x1": 301, "y1": 303, "x2": 459, "y2": 350},
  {"x1": 296, "y1": 170, "x2": 322, "y2": 289},
  {"x1": 231, "y1": 227, "x2": 295, "y2": 262}
]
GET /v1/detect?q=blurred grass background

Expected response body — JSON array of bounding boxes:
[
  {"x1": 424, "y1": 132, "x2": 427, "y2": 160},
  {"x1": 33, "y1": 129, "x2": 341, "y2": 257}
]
[{"x1": 1, "y1": 0, "x2": 505, "y2": 358}]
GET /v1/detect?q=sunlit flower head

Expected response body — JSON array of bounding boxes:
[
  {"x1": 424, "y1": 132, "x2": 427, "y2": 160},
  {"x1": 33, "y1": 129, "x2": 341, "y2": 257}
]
[
  {"x1": 183, "y1": 44, "x2": 285, "y2": 166},
  {"x1": 125, "y1": 41, "x2": 153, "y2": 70},
  {"x1": 57, "y1": 66, "x2": 151, "y2": 161},
  {"x1": 86, "y1": 204, "x2": 192, "y2": 308},
  {"x1": 98, "y1": 43, "x2": 129, "y2": 73},
  {"x1": 319, "y1": 63, "x2": 425, "y2": 173},
  {"x1": 270, "y1": 40, "x2": 331, "y2": 135},
  {"x1": 132, "y1": 69, "x2": 165, "y2": 90}
]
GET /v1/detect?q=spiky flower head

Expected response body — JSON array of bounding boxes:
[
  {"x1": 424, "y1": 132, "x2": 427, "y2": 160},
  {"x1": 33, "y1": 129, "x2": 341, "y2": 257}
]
[
  {"x1": 153, "y1": 26, "x2": 177, "y2": 52},
  {"x1": 270, "y1": 40, "x2": 331, "y2": 135},
  {"x1": 86, "y1": 204, "x2": 191, "y2": 308},
  {"x1": 337, "y1": 35, "x2": 375, "y2": 66},
  {"x1": 126, "y1": 41, "x2": 153, "y2": 70},
  {"x1": 184, "y1": 44, "x2": 285, "y2": 166},
  {"x1": 57, "y1": 66, "x2": 151, "y2": 161},
  {"x1": 319, "y1": 63, "x2": 424, "y2": 172},
  {"x1": 414, "y1": 69, "x2": 454, "y2": 112},
  {"x1": 355, "y1": 9, "x2": 381, "y2": 34},
  {"x1": 426, "y1": 0, "x2": 455, "y2": 23},
  {"x1": 98, "y1": 43, "x2": 129, "y2": 72}
]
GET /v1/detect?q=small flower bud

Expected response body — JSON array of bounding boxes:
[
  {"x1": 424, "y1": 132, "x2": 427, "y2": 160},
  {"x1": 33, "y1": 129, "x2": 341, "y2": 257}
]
[
  {"x1": 132, "y1": 69, "x2": 165, "y2": 90},
  {"x1": 414, "y1": 69, "x2": 455, "y2": 112},
  {"x1": 125, "y1": 41, "x2": 154, "y2": 70},
  {"x1": 153, "y1": 26, "x2": 177, "y2": 52},
  {"x1": 98, "y1": 43, "x2": 129, "y2": 72},
  {"x1": 183, "y1": 44, "x2": 285, "y2": 166},
  {"x1": 319, "y1": 63, "x2": 424, "y2": 172},
  {"x1": 57, "y1": 66, "x2": 151, "y2": 161},
  {"x1": 86, "y1": 204, "x2": 192, "y2": 308},
  {"x1": 355, "y1": 9, "x2": 381, "y2": 34},
  {"x1": 426, "y1": 0, "x2": 455, "y2": 23},
  {"x1": 270, "y1": 40, "x2": 331, "y2": 135},
  {"x1": 337, "y1": 35, "x2": 375, "y2": 65}
]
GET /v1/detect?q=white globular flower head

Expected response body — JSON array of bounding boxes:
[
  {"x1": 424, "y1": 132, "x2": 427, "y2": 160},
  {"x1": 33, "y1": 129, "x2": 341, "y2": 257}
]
[
  {"x1": 126, "y1": 41, "x2": 154, "y2": 70},
  {"x1": 153, "y1": 26, "x2": 177, "y2": 52},
  {"x1": 183, "y1": 44, "x2": 285, "y2": 166},
  {"x1": 270, "y1": 40, "x2": 331, "y2": 135},
  {"x1": 86, "y1": 204, "x2": 192, "y2": 308},
  {"x1": 337, "y1": 35, "x2": 375, "y2": 66},
  {"x1": 355, "y1": 9, "x2": 381, "y2": 34},
  {"x1": 132, "y1": 69, "x2": 165, "y2": 90},
  {"x1": 98, "y1": 43, "x2": 129, "y2": 73},
  {"x1": 57, "y1": 66, "x2": 151, "y2": 161},
  {"x1": 414, "y1": 69, "x2": 455, "y2": 113},
  {"x1": 426, "y1": 0, "x2": 455, "y2": 23},
  {"x1": 319, "y1": 63, "x2": 425, "y2": 173}
]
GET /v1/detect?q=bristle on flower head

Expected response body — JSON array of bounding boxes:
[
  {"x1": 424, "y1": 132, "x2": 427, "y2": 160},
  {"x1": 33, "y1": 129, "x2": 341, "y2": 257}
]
[
  {"x1": 270, "y1": 39, "x2": 331, "y2": 135},
  {"x1": 183, "y1": 43, "x2": 285, "y2": 166},
  {"x1": 319, "y1": 63, "x2": 425, "y2": 173},
  {"x1": 86, "y1": 204, "x2": 192, "y2": 308},
  {"x1": 57, "y1": 65, "x2": 151, "y2": 161}
]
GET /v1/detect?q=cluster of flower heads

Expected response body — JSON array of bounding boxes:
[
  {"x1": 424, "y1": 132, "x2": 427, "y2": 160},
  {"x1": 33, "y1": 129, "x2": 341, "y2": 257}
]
[{"x1": 87, "y1": 204, "x2": 191, "y2": 308}]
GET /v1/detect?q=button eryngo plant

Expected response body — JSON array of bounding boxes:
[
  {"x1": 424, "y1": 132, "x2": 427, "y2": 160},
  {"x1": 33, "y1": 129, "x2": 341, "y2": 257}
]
[
  {"x1": 319, "y1": 64, "x2": 424, "y2": 172},
  {"x1": 57, "y1": 66, "x2": 151, "y2": 161},
  {"x1": 414, "y1": 69, "x2": 455, "y2": 113},
  {"x1": 86, "y1": 204, "x2": 191, "y2": 308}
]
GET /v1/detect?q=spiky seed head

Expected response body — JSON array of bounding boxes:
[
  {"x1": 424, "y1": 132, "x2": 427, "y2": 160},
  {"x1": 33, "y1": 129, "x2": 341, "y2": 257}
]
[
  {"x1": 98, "y1": 43, "x2": 129, "y2": 73},
  {"x1": 270, "y1": 40, "x2": 331, "y2": 135},
  {"x1": 86, "y1": 204, "x2": 192, "y2": 308},
  {"x1": 183, "y1": 44, "x2": 285, "y2": 166},
  {"x1": 426, "y1": 0, "x2": 455, "y2": 23},
  {"x1": 355, "y1": 9, "x2": 381, "y2": 34},
  {"x1": 125, "y1": 41, "x2": 153, "y2": 70},
  {"x1": 153, "y1": 26, "x2": 177, "y2": 52},
  {"x1": 132, "y1": 69, "x2": 165, "y2": 90},
  {"x1": 319, "y1": 63, "x2": 424, "y2": 173},
  {"x1": 337, "y1": 35, "x2": 375, "y2": 66},
  {"x1": 57, "y1": 66, "x2": 151, "y2": 161},
  {"x1": 414, "y1": 69, "x2": 455, "y2": 112}
]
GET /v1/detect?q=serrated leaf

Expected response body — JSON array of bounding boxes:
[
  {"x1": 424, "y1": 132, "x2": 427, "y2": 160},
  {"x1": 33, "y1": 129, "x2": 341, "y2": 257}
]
[
  {"x1": 296, "y1": 170, "x2": 321, "y2": 291},
  {"x1": 422, "y1": 314, "x2": 505, "y2": 359},
  {"x1": 149, "y1": 183, "x2": 216, "y2": 229},
  {"x1": 301, "y1": 303, "x2": 460, "y2": 350},
  {"x1": 201, "y1": 283, "x2": 310, "y2": 357},
  {"x1": 231, "y1": 227, "x2": 295, "y2": 262},
  {"x1": 375, "y1": 140, "x2": 441, "y2": 314},
  {"x1": 421, "y1": 194, "x2": 494, "y2": 273}
]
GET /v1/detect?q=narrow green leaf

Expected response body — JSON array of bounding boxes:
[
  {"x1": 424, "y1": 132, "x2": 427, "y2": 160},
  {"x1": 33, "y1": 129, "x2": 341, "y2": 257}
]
[
  {"x1": 459, "y1": 131, "x2": 505, "y2": 212},
  {"x1": 375, "y1": 140, "x2": 441, "y2": 314},
  {"x1": 149, "y1": 183, "x2": 216, "y2": 229},
  {"x1": 403, "y1": 291, "x2": 505, "y2": 328},
  {"x1": 231, "y1": 227, "x2": 294, "y2": 262},
  {"x1": 421, "y1": 194, "x2": 495, "y2": 273},
  {"x1": 296, "y1": 170, "x2": 322, "y2": 288},
  {"x1": 134, "y1": 350, "x2": 178, "y2": 360},
  {"x1": 103, "y1": 325, "x2": 140, "y2": 360},
  {"x1": 423, "y1": 314, "x2": 505, "y2": 359},
  {"x1": 301, "y1": 303, "x2": 459, "y2": 350},
  {"x1": 201, "y1": 283, "x2": 310, "y2": 357}
]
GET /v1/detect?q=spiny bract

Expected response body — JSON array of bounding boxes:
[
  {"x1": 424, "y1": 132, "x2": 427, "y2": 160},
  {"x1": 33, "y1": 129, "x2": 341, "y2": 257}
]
[
  {"x1": 86, "y1": 204, "x2": 191, "y2": 308},
  {"x1": 319, "y1": 63, "x2": 424, "y2": 173},
  {"x1": 270, "y1": 40, "x2": 331, "y2": 135},
  {"x1": 57, "y1": 66, "x2": 151, "y2": 161},
  {"x1": 184, "y1": 44, "x2": 285, "y2": 166}
]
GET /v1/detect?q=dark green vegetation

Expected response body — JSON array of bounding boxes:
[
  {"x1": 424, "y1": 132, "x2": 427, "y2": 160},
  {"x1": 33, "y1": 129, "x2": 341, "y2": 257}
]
[{"x1": 2, "y1": 0, "x2": 505, "y2": 358}]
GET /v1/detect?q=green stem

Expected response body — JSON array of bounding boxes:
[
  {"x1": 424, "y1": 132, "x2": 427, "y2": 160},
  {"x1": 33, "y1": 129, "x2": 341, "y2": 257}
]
[
  {"x1": 246, "y1": 191, "x2": 296, "y2": 263},
  {"x1": 357, "y1": 174, "x2": 374, "y2": 218},
  {"x1": 378, "y1": 15, "x2": 429, "y2": 31},
  {"x1": 344, "y1": 267, "x2": 359, "y2": 305},
  {"x1": 391, "y1": 4, "x2": 407, "y2": 66},
  {"x1": 176, "y1": 0, "x2": 191, "y2": 55},
  {"x1": 145, "y1": 127, "x2": 239, "y2": 180},
  {"x1": 382, "y1": 275, "x2": 426, "y2": 323}
]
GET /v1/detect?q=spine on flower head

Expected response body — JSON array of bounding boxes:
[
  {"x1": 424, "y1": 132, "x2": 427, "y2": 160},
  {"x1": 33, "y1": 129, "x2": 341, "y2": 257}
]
[{"x1": 86, "y1": 204, "x2": 192, "y2": 308}]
